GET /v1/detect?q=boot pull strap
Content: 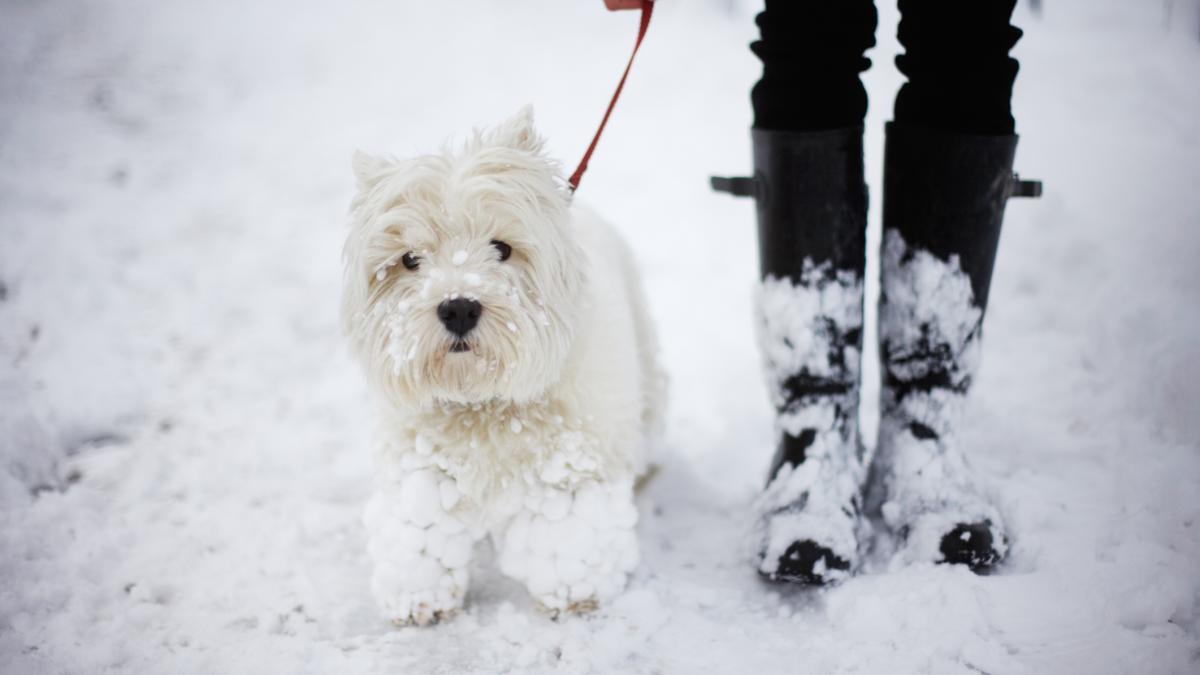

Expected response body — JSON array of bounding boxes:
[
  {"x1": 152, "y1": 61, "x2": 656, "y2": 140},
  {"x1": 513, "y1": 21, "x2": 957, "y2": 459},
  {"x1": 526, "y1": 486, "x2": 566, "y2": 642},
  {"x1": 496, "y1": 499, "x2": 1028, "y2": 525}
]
[
  {"x1": 710, "y1": 175, "x2": 759, "y2": 198},
  {"x1": 1009, "y1": 173, "x2": 1043, "y2": 198}
]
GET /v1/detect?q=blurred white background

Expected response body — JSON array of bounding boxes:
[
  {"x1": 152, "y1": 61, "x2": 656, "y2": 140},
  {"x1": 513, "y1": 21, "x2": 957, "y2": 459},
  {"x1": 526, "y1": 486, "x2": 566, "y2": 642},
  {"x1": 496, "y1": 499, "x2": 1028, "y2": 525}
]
[{"x1": 1, "y1": 1, "x2": 1198, "y2": 672}]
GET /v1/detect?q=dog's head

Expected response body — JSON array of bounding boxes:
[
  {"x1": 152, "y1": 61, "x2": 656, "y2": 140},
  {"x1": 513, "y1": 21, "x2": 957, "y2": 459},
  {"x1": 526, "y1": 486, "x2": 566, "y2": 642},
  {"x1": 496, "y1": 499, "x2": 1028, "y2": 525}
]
[{"x1": 342, "y1": 107, "x2": 584, "y2": 409}]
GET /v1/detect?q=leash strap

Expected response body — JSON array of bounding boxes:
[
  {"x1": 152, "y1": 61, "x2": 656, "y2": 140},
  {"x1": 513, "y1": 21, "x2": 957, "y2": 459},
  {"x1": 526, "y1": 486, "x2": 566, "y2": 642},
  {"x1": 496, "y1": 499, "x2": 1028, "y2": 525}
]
[{"x1": 567, "y1": 0, "x2": 654, "y2": 192}]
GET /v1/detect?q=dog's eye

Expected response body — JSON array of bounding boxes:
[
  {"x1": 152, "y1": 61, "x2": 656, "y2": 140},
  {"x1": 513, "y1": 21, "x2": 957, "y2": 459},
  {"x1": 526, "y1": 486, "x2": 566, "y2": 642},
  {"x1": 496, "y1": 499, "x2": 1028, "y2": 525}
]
[
  {"x1": 401, "y1": 252, "x2": 420, "y2": 271},
  {"x1": 491, "y1": 240, "x2": 512, "y2": 262}
]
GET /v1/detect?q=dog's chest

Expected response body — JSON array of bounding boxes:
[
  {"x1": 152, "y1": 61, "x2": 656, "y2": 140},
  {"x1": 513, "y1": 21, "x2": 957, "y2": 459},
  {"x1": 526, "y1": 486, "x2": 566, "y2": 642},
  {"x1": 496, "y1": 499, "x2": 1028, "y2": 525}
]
[{"x1": 393, "y1": 399, "x2": 624, "y2": 514}]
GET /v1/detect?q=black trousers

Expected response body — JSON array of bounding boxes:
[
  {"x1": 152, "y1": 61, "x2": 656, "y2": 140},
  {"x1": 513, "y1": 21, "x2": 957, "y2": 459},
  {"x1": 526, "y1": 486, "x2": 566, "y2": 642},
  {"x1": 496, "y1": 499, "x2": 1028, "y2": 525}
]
[{"x1": 751, "y1": 0, "x2": 1021, "y2": 135}]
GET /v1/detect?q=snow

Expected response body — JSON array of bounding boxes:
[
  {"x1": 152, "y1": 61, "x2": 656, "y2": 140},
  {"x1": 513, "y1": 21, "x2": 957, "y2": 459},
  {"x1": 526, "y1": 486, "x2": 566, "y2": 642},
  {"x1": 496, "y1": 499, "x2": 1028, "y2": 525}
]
[
  {"x1": 756, "y1": 264, "x2": 864, "y2": 393},
  {"x1": 2, "y1": 0, "x2": 1199, "y2": 673},
  {"x1": 878, "y1": 229, "x2": 982, "y2": 386}
]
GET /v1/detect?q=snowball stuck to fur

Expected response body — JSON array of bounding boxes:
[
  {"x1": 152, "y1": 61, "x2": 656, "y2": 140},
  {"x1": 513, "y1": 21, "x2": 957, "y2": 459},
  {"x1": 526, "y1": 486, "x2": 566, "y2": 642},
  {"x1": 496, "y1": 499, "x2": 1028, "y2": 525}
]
[{"x1": 496, "y1": 478, "x2": 640, "y2": 611}]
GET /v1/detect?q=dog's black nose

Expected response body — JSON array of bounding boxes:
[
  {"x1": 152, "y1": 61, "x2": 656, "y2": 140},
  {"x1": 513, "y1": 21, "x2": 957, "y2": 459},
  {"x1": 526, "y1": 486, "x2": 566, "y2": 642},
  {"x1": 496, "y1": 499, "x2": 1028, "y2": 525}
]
[{"x1": 437, "y1": 298, "x2": 482, "y2": 337}]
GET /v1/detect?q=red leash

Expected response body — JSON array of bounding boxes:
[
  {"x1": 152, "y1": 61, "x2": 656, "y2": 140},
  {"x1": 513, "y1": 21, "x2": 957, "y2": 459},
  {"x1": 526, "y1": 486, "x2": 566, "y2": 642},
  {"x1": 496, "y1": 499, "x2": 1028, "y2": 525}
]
[{"x1": 567, "y1": 0, "x2": 654, "y2": 192}]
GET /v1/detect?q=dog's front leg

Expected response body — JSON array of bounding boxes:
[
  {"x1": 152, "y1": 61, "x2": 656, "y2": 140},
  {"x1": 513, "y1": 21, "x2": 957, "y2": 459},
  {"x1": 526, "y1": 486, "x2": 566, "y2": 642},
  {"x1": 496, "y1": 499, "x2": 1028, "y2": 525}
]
[
  {"x1": 495, "y1": 478, "x2": 639, "y2": 615},
  {"x1": 363, "y1": 466, "x2": 476, "y2": 626}
]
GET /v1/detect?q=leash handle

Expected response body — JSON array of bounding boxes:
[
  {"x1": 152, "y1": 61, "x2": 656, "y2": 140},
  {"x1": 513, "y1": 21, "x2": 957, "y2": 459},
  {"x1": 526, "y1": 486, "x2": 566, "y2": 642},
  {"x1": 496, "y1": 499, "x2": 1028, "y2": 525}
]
[{"x1": 567, "y1": 0, "x2": 654, "y2": 192}]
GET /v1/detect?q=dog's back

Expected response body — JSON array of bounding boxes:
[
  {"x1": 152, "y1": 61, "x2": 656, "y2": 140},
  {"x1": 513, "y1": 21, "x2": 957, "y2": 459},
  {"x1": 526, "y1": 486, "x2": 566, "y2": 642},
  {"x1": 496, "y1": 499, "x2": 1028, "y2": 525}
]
[{"x1": 560, "y1": 204, "x2": 666, "y2": 476}]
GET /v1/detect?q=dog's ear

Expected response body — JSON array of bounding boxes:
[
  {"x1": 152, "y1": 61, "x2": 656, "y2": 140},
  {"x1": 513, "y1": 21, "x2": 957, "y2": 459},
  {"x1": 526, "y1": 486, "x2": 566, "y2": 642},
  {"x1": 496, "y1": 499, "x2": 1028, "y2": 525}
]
[
  {"x1": 351, "y1": 150, "x2": 395, "y2": 190},
  {"x1": 493, "y1": 105, "x2": 544, "y2": 153}
]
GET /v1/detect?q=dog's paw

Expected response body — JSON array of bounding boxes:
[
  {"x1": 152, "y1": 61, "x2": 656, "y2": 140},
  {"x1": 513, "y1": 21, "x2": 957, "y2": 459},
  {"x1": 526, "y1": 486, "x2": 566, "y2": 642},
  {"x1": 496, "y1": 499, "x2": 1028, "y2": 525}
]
[
  {"x1": 537, "y1": 596, "x2": 600, "y2": 620},
  {"x1": 365, "y1": 470, "x2": 475, "y2": 627},
  {"x1": 390, "y1": 605, "x2": 458, "y2": 628},
  {"x1": 374, "y1": 570, "x2": 467, "y2": 627},
  {"x1": 566, "y1": 596, "x2": 600, "y2": 614}
]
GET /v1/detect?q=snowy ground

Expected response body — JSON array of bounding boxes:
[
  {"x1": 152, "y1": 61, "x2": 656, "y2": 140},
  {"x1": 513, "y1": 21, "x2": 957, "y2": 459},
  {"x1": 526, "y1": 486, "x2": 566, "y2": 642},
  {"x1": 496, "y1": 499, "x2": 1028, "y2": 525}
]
[{"x1": 2, "y1": 0, "x2": 1199, "y2": 672}]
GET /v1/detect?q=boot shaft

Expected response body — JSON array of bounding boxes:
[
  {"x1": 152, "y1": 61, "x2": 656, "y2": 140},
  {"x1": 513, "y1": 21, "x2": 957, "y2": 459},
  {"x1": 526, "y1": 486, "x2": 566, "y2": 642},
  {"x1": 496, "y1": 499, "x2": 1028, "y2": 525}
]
[
  {"x1": 878, "y1": 121, "x2": 1039, "y2": 416},
  {"x1": 744, "y1": 128, "x2": 870, "y2": 479},
  {"x1": 751, "y1": 127, "x2": 869, "y2": 282},
  {"x1": 882, "y1": 122, "x2": 1036, "y2": 312}
]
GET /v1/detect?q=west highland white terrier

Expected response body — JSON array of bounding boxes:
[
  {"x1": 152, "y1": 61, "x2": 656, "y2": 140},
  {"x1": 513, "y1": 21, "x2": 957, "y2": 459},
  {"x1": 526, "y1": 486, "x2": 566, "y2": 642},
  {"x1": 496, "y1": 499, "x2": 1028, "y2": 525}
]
[{"x1": 341, "y1": 107, "x2": 665, "y2": 625}]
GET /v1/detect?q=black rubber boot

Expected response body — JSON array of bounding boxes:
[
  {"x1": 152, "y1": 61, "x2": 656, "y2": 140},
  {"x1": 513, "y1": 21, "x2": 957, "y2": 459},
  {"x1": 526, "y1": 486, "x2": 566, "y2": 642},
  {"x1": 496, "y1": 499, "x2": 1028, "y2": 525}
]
[
  {"x1": 713, "y1": 127, "x2": 869, "y2": 585},
  {"x1": 867, "y1": 122, "x2": 1040, "y2": 570}
]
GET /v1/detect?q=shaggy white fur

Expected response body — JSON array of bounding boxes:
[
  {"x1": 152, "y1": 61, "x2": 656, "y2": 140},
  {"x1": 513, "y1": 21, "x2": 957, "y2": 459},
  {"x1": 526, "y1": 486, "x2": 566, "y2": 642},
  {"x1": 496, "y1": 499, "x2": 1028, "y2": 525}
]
[{"x1": 342, "y1": 107, "x2": 665, "y2": 625}]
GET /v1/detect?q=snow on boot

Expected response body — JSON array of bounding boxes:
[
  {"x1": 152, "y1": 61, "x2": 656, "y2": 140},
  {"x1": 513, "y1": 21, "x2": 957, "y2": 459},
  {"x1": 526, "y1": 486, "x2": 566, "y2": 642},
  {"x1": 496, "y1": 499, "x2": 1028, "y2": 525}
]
[
  {"x1": 869, "y1": 122, "x2": 1040, "y2": 570},
  {"x1": 714, "y1": 127, "x2": 869, "y2": 584}
]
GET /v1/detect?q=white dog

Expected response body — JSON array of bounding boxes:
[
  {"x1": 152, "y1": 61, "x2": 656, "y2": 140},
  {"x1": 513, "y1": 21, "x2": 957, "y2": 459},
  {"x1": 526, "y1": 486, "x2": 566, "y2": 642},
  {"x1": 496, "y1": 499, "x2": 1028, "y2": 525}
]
[{"x1": 341, "y1": 107, "x2": 665, "y2": 625}]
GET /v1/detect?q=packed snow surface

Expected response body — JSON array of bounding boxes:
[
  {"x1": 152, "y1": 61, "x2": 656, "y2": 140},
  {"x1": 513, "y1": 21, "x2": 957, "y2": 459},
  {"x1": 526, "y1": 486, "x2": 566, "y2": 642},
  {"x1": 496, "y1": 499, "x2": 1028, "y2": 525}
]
[{"x1": 2, "y1": 0, "x2": 1199, "y2": 673}]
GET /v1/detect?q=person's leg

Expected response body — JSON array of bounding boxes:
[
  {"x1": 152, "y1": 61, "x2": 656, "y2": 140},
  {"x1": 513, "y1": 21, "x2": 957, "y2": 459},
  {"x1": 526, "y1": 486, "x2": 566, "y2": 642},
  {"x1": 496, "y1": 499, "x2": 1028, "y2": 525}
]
[
  {"x1": 718, "y1": 0, "x2": 878, "y2": 584},
  {"x1": 893, "y1": 0, "x2": 1021, "y2": 135},
  {"x1": 751, "y1": 0, "x2": 877, "y2": 131},
  {"x1": 870, "y1": 0, "x2": 1039, "y2": 570}
]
